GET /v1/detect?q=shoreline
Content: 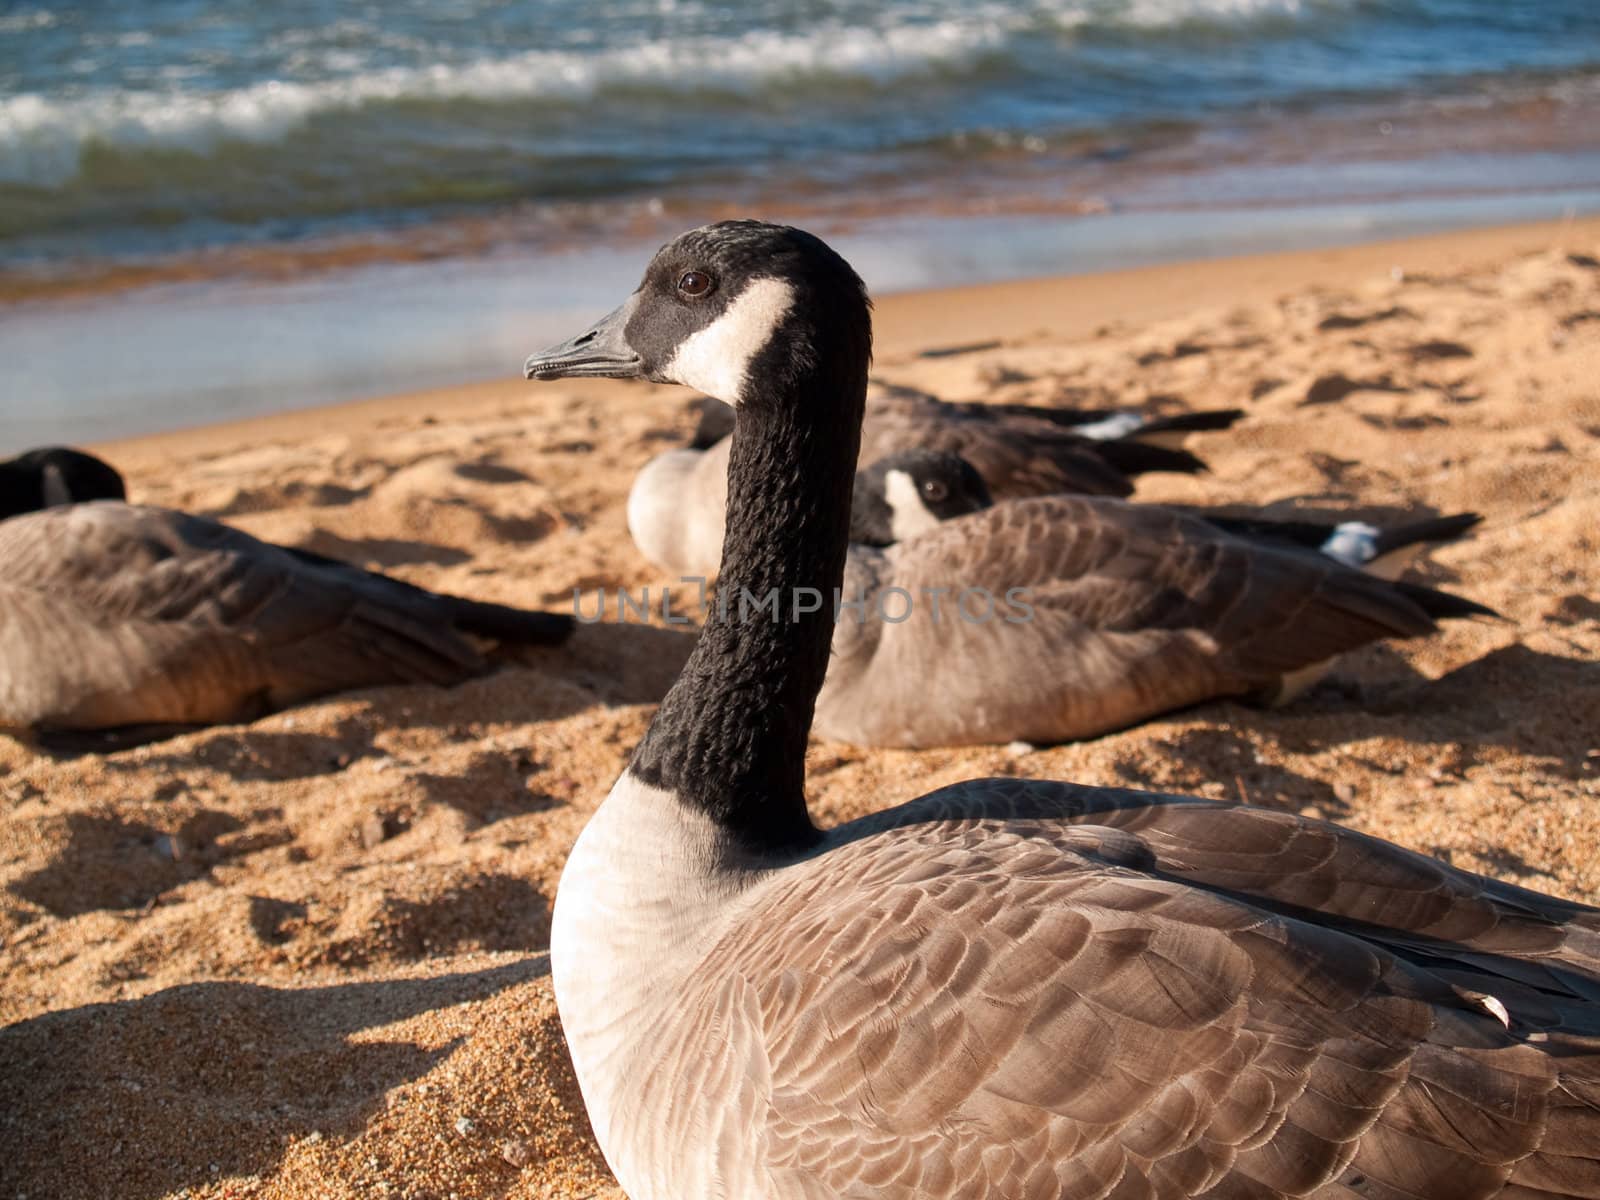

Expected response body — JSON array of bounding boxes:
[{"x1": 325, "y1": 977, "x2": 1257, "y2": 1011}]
[
  {"x1": 89, "y1": 209, "x2": 1600, "y2": 471},
  {"x1": 12, "y1": 194, "x2": 1600, "y2": 457}
]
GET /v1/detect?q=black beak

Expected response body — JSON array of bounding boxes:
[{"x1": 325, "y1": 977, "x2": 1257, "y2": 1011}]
[{"x1": 524, "y1": 297, "x2": 644, "y2": 381}]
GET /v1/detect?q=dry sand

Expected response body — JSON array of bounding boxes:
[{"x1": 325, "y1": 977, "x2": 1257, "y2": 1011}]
[{"x1": 3, "y1": 216, "x2": 1599, "y2": 1199}]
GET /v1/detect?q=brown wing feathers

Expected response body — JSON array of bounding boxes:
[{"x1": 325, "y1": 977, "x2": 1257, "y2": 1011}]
[
  {"x1": 706, "y1": 786, "x2": 1600, "y2": 1197},
  {"x1": 0, "y1": 503, "x2": 572, "y2": 733}
]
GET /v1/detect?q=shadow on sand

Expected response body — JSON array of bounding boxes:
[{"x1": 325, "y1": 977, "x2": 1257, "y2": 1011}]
[{"x1": 0, "y1": 958, "x2": 550, "y2": 1200}]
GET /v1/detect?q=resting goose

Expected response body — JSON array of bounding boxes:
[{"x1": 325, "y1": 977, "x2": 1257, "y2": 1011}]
[
  {"x1": 526, "y1": 221, "x2": 1600, "y2": 1200},
  {"x1": 1, "y1": 446, "x2": 126, "y2": 517},
  {"x1": 0, "y1": 501, "x2": 573, "y2": 745},
  {"x1": 821, "y1": 450, "x2": 1492, "y2": 747},
  {"x1": 850, "y1": 448, "x2": 1484, "y2": 579},
  {"x1": 630, "y1": 388, "x2": 1241, "y2": 576}
]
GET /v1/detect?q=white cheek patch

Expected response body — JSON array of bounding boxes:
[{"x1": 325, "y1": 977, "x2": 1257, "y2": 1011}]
[
  {"x1": 883, "y1": 469, "x2": 943, "y2": 543},
  {"x1": 664, "y1": 277, "x2": 796, "y2": 405}
]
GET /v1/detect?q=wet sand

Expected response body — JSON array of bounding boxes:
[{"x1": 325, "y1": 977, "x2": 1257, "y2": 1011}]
[{"x1": 3, "y1": 215, "x2": 1599, "y2": 1199}]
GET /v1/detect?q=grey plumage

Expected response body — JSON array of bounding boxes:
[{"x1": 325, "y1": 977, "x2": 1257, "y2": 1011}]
[
  {"x1": 606, "y1": 777, "x2": 1600, "y2": 1199},
  {"x1": 820, "y1": 490, "x2": 1492, "y2": 747},
  {"x1": 0, "y1": 502, "x2": 572, "y2": 740}
]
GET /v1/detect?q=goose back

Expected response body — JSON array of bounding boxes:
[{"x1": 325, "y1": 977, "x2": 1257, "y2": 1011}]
[
  {"x1": 0, "y1": 502, "x2": 569, "y2": 734},
  {"x1": 569, "y1": 775, "x2": 1600, "y2": 1199}
]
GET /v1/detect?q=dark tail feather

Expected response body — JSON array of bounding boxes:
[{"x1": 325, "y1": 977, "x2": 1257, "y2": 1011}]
[
  {"x1": 980, "y1": 404, "x2": 1245, "y2": 437},
  {"x1": 1089, "y1": 440, "x2": 1210, "y2": 477},
  {"x1": 1372, "y1": 512, "x2": 1483, "y2": 558},
  {"x1": 1201, "y1": 515, "x2": 1330, "y2": 551},
  {"x1": 442, "y1": 596, "x2": 575, "y2": 645},
  {"x1": 1393, "y1": 581, "x2": 1500, "y2": 622},
  {"x1": 1133, "y1": 408, "x2": 1246, "y2": 437}
]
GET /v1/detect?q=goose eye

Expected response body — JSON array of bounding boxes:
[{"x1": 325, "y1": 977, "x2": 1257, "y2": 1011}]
[
  {"x1": 678, "y1": 271, "x2": 713, "y2": 298},
  {"x1": 922, "y1": 480, "x2": 949, "y2": 503}
]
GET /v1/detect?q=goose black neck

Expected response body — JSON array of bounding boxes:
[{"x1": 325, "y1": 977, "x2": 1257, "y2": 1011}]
[{"x1": 629, "y1": 300, "x2": 869, "y2": 854}]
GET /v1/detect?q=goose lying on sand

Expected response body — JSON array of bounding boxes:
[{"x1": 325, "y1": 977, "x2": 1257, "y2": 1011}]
[
  {"x1": 526, "y1": 220, "x2": 1597, "y2": 1200},
  {"x1": 821, "y1": 448, "x2": 1492, "y2": 747},
  {"x1": 632, "y1": 387, "x2": 1241, "y2": 575},
  {"x1": 0, "y1": 500, "x2": 572, "y2": 746}
]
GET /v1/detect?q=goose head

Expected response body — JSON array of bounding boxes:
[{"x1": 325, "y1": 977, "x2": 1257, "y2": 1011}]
[
  {"x1": 524, "y1": 220, "x2": 870, "y2": 410},
  {"x1": 0, "y1": 447, "x2": 126, "y2": 520},
  {"x1": 850, "y1": 448, "x2": 994, "y2": 546}
]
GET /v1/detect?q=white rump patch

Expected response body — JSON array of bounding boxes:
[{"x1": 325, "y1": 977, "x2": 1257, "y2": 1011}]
[
  {"x1": 664, "y1": 277, "x2": 796, "y2": 405},
  {"x1": 883, "y1": 469, "x2": 943, "y2": 543},
  {"x1": 1319, "y1": 521, "x2": 1381, "y2": 569},
  {"x1": 1072, "y1": 411, "x2": 1143, "y2": 442}
]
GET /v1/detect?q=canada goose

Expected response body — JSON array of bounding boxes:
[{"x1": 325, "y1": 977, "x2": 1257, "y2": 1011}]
[
  {"x1": 0, "y1": 501, "x2": 573, "y2": 745},
  {"x1": 631, "y1": 389, "x2": 1242, "y2": 575},
  {"x1": 822, "y1": 449, "x2": 1492, "y2": 747},
  {"x1": 853, "y1": 447, "x2": 1485, "y2": 575},
  {"x1": 0, "y1": 446, "x2": 126, "y2": 517},
  {"x1": 527, "y1": 221, "x2": 1599, "y2": 1199}
]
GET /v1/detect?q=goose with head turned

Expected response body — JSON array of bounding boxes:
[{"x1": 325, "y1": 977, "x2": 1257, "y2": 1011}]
[
  {"x1": 526, "y1": 220, "x2": 1600, "y2": 1200},
  {"x1": 0, "y1": 446, "x2": 127, "y2": 517},
  {"x1": 0, "y1": 492, "x2": 573, "y2": 747},
  {"x1": 825, "y1": 448, "x2": 1491, "y2": 746},
  {"x1": 630, "y1": 384, "x2": 1240, "y2": 576}
]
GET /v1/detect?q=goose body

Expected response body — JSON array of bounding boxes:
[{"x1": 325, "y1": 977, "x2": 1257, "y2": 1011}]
[
  {"x1": 631, "y1": 388, "x2": 1238, "y2": 575},
  {"x1": 525, "y1": 221, "x2": 1600, "y2": 1200},
  {"x1": 821, "y1": 449, "x2": 1490, "y2": 746},
  {"x1": 626, "y1": 436, "x2": 730, "y2": 578},
  {"x1": 822, "y1": 491, "x2": 1489, "y2": 748},
  {"x1": 0, "y1": 501, "x2": 572, "y2": 740}
]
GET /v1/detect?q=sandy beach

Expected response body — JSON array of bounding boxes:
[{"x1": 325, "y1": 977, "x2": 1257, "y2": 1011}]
[{"x1": 3, "y1": 215, "x2": 1599, "y2": 1199}]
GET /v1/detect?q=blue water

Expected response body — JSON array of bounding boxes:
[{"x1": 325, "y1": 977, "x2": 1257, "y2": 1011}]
[{"x1": 3, "y1": 0, "x2": 1598, "y2": 264}]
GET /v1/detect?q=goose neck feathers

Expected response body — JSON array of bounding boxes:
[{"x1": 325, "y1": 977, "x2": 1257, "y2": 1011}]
[{"x1": 531, "y1": 220, "x2": 871, "y2": 852}]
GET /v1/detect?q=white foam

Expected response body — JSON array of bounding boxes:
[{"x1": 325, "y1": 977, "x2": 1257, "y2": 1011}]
[
  {"x1": 0, "y1": 0, "x2": 1356, "y2": 188},
  {"x1": 1121, "y1": 0, "x2": 1324, "y2": 26},
  {"x1": 0, "y1": 17, "x2": 1015, "y2": 187},
  {"x1": 0, "y1": 9, "x2": 55, "y2": 34}
]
